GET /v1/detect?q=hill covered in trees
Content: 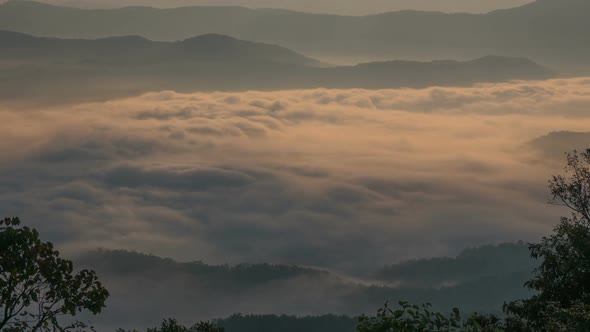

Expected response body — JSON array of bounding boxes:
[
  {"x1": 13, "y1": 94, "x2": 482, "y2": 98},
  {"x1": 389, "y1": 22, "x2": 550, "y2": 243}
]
[
  {"x1": 73, "y1": 243, "x2": 535, "y2": 330},
  {"x1": 377, "y1": 242, "x2": 536, "y2": 287}
]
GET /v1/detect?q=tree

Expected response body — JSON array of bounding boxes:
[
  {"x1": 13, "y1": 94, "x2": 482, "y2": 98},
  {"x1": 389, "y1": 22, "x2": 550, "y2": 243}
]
[
  {"x1": 357, "y1": 301, "x2": 502, "y2": 332},
  {"x1": 0, "y1": 217, "x2": 109, "y2": 331},
  {"x1": 504, "y1": 149, "x2": 590, "y2": 331},
  {"x1": 192, "y1": 321, "x2": 224, "y2": 332},
  {"x1": 144, "y1": 319, "x2": 224, "y2": 332},
  {"x1": 359, "y1": 150, "x2": 590, "y2": 331},
  {"x1": 146, "y1": 319, "x2": 188, "y2": 332}
]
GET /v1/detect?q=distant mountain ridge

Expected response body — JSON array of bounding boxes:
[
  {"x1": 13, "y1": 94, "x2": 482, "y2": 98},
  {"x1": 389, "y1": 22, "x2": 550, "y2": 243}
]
[
  {"x1": 0, "y1": 0, "x2": 587, "y2": 68},
  {"x1": 74, "y1": 243, "x2": 535, "y2": 330},
  {"x1": 0, "y1": 30, "x2": 552, "y2": 102},
  {"x1": 0, "y1": 0, "x2": 534, "y2": 15},
  {"x1": 0, "y1": 30, "x2": 320, "y2": 67},
  {"x1": 377, "y1": 242, "x2": 536, "y2": 287}
]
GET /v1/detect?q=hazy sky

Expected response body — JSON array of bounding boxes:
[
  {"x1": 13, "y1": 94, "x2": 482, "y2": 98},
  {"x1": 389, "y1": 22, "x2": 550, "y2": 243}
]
[{"x1": 27, "y1": 0, "x2": 534, "y2": 14}]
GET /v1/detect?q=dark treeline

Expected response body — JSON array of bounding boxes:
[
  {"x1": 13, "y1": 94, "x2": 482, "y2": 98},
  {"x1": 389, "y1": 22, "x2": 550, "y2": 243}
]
[
  {"x1": 215, "y1": 314, "x2": 358, "y2": 332},
  {"x1": 78, "y1": 249, "x2": 331, "y2": 286},
  {"x1": 70, "y1": 243, "x2": 534, "y2": 328},
  {"x1": 377, "y1": 242, "x2": 536, "y2": 287}
]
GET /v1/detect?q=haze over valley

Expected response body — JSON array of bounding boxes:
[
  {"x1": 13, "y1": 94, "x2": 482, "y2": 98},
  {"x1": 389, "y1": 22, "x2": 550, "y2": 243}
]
[{"x1": 1, "y1": 0, "x2": 589, "y2": 331}]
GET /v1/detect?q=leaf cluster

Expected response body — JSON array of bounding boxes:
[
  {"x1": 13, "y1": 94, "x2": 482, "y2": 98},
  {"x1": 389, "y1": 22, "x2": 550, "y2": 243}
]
[
  {"x1": 0, "y1": 217, "x2": 109, "y2": 332},
  {"x1": 357, "y1": 301, "x2": 503, "y2": 332}
]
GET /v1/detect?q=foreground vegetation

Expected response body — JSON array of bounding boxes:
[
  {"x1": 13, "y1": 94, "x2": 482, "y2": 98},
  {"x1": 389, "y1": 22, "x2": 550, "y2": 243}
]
[{"x1": 3, "y1": 150, "x2": 590, "y2": 331}]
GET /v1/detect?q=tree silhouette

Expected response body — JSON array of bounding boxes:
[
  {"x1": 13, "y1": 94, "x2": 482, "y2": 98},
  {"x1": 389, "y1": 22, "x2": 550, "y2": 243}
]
[
  {"x1": 142, "y1": 319, "x2": 224, "y2": 332},
  {"x1": 146, "y1": 319, "x2": 188, "y2": 332},
  {"x1": 0, "y1": 217, "x2": 109, "y2": 331},
  {"x1": 193, "y1": 321, "x2": 224, "y2": 332},
  {"x1": 360, "y1": 149, "x2": 590, "y2": 331},
  {"x1": 357, "y1": 301, "x2": 504, "y2": 332},
  {"x1": 504, "y1": 149, "x2": 590, "y2": 330}
]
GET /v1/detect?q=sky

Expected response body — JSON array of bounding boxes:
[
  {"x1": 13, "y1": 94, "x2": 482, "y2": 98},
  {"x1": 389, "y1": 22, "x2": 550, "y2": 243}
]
[
  {"x1": 24, "y1": 0, "x2": 534, "y2": 14},
  {"x1": 2, "y1": 77, "x2": 589, "y2": 274}
]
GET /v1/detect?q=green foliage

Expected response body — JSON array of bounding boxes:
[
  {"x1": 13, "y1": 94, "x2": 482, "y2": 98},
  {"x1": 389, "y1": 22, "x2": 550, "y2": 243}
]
[
  {"x1": 357, "y1": 301, "x2": 503, "y2": 332},
  {"x1": 503, "y1": 149, "x2": 590, "y2": 331},
  {"x1": 0, "y1": 217, "x2": 109, "y2": 332}
]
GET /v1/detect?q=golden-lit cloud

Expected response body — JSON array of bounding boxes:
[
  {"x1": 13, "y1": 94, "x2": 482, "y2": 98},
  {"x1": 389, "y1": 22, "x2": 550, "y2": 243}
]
[{"x1": 1, "y1": 77, "x2": 590, "y2": 272}]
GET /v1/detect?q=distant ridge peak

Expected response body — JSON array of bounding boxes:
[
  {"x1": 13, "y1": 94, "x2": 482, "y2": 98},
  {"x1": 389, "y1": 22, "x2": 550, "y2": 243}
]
[
  {"x1": 182, "y1": 33, "x2": 239, "y2": 43},
  {"x1": 353, "y1": 55, "x2": 541, "y2": 67},
  {"x1": 467, "y1": 55, "x2": 538, "y2": 64},
  {"x1": 2, "y1": 0, "x2": 56, "y2": 7}
]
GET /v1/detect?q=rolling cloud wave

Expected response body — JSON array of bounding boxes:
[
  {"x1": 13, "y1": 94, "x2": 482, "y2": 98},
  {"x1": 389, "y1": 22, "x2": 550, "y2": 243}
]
[{"x1": 1, "y1": 77, "x2": 590, "y2": 273}]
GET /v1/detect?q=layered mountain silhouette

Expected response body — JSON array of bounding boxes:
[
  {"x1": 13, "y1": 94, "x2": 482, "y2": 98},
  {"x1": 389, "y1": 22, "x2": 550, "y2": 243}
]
[
  {"x1": 2, "y1": 0, "x2": 534, "y2": 15},
  {"x1": 0, "y1": 0, "x2": 587, "y2": 68},
  {"x1": 377, "y1": 242, "x2": 536, "y2": 287},
  {"x1": 75, "y1": 243, "x2": 535, "y2": 330},
  {"x1": 0, "y1": 30, "x2": 551, "y2": 103},
  {"x1": 0, "y1": 30, "x2": 320, "y2": 66}
]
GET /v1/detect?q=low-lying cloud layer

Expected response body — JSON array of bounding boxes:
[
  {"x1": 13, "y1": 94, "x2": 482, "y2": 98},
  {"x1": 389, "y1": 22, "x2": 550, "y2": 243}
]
[{"x1": 2, "y1": 77, "x2": 590, "y2": 273}]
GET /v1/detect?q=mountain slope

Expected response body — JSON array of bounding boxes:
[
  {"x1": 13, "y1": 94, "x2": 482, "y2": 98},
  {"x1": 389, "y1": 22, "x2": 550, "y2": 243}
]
[
  {"x1": 315, "y1": 56, "x2": 550, "y2": 89},
  {"x1": 0, "y1": 30, "x2": 320, "y2": 67},
  {"x1": 0, "y1": 0, "x2": 587, "y2": 67},
  {"x1": 2, "y1": 0, "x2": 534, "y2": 15},
  {"x1": 74, "y1": 244, "x2": 535, "y2": 330},
  {"x1": 0, "y1": 31, "x2": 552, "y2": 103},
  {"x1": 377, "y1": 242, "x2": 536, "y2": 287}
]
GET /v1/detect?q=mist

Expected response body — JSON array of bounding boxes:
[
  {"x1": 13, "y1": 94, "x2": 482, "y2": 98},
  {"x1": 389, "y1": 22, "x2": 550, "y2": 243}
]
[
  {"x1": 1, "y1": 0, "x2": 590, "y2": 330},
  {"x1": 3, "y1": 78, "x2": 586, "y2": 329},
  {"x1": 2, "y1": 78, "x2": 590, "y2": 274}
]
